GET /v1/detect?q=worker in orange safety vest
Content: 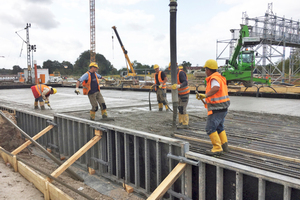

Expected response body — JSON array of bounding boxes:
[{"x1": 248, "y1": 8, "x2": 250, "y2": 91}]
[
  {"x1": 75, "y1": 62, "x2": 108, "y2": 120},
  {"x1": 31, "y1": 84, "x2": 57, "y2": 110},
  {"x1": 172, "y1": 65, "x2": 190, "y2": 129},
  {"x1": 196, "y1": 59, "x2": 230, "y2": 156}
]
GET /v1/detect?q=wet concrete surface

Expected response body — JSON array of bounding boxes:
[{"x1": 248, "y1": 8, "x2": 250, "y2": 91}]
[{"x1": 0, "y1": 87, "x2": 299, "y2": 117}]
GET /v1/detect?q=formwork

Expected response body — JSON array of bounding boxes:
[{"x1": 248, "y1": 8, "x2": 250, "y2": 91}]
[{"x1": 1, "y1": 104, "x2": 300, "y2": 199}]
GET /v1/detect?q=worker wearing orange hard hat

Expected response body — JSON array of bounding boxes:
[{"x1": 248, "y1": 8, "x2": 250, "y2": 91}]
[
  {"x1": 150, "y1": 64, "x2": 169, "y2": 111},
  {"x1": 172, "y1": 65, "x2": 190, "y2": 129},
  {"x1": 75, "y1": 62, "x2": 108, "y2": 120},
  {"x1": 31, "y1": 84, "x2": 57, "y2": 110},
  {"x1": 196, "y1": 59, "x2": 230, "y2": 156}
]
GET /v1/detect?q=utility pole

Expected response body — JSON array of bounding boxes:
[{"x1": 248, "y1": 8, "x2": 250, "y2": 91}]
[
  {"x1": 90, "y1": 0, "x2": 96, "y2": 63},
  {"x1": 169, "y1": 0, "x2": 178, "y2": 131}
]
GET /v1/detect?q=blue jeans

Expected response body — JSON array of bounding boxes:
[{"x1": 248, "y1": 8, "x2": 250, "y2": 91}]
[
  {"x1": 205, "y1": 111, "x2": 228, "y2": 135},
  {"x1": 35, "y1": 96, "x2": 43, "y2": 102}
]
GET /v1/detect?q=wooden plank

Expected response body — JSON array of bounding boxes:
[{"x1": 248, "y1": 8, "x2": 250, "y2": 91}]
[
  {"x1": 48, "y1": 183, "x2": 73, "y2": 200},
  {"x1": 13, "y1": 155, "x2": 18, "y2": 172},
  {"x1": 0, "y1": 147, "x2": 8, "y2": 163},
  {"x1": 11, "y1": 125, "x2": 54, "y2": 155},
  {"x1": 50, "y1": 135, "x2": 101, "y2": 180},
  {"x1": 44, "y1": 181, "x2": 50, "y2": 200},
  {"x1": 18, "y1": 161, "x2": 46, "y2": 194},
  {"x1": 147, "y1": 163, "x2": 187, "y2": 200}
]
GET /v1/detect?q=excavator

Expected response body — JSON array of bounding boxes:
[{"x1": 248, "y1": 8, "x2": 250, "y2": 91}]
[
  {"x1": 222, "y1": 25, "x2": 272, "y2": 88},
  {"x1": 112, "y1": 26, "x2": 137, "y2": 78}
]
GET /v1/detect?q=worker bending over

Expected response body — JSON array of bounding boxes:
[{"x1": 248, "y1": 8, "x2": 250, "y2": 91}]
[
  {"x1": 172, "y1": 65, "x2": 190, "y2": 128},
  {"x1": 151, "y1": 64, "x2": 169, "y2": 111},
  {"x1": 31, "y1": 84, "x2": 57, "y2": 110},
  {"x1": 196, "y1": 59, "x2": 230, "y2": 156},
  {"x1": 75, "y1": 62, "x2": 108, "y2": 120}
]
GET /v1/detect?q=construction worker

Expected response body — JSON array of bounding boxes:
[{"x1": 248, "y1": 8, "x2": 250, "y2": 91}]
[
  {"x1": 196, "y1": 59, "x2": 230, "y2": 156},
  {"x1": 31, "y1": 84, "x2": 57, "y2": 110},
  {"x1": 151, "y1": 64, "x2": 168, "y2": 111},
  {"x1": 172, "y1": 65, "x2": 190, "y2": 128},
  {"x1": 75, "y1": 62, "x2": 108, "y2": 120}
]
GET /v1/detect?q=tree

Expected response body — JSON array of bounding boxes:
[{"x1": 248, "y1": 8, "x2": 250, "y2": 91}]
[
  {"x1": 180, "y1": 61, "x2": 192, "y2": 72},
  {"x1": 12, "y1": 65, "x2": 23, "y2": 74}
]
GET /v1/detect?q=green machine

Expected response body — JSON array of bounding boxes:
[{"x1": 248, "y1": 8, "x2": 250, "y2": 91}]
[{"x1": 222, "y1": 25, "x2": 271, "y2": 87}]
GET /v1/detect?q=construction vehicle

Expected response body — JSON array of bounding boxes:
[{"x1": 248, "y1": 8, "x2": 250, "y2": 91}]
[
  {"x1": 222, "y1": 25, "x2": 271, "y2": 87},
  {"x1": 112, "y1": 26, "x2": 137, "y2": 78}
]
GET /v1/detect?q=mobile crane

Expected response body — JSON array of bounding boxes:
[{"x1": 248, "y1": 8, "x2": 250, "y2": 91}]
[
  {"x1": 222, "y1": 25, "x2": 271, "y2": 87},
  {"x1": 112, "y1": 26, "x2": 137, "y2": 78}
]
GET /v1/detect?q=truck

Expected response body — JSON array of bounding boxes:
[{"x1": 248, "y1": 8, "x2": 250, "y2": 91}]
[{"x1": 222, "y1": 25, "x2": 271, "y2": 87}]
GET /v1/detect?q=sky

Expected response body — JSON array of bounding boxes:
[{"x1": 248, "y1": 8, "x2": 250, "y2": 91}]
[{"x1": 0, "y1": 0, "x2": 300, "y2": 71}]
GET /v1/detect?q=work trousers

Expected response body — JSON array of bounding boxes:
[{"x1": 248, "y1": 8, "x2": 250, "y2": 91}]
[
  {"x1": 178, "y1": 93, "x2": 189, "y2": 114},
  {"x1": 88, "y1": 91, "x2": 106, "y2": 112},
  {"x1": 156, "y1": 88, "x2": 168, "y2": 105},
  {"x1": 205, "y1": 111, "x2": 227, "y2": 135},
  {"x1": 34, "y1": 96, "x2": 43, "y2": 102}
]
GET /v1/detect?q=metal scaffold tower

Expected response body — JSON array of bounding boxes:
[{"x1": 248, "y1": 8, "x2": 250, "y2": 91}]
[
  {"x1": 217, "y1": 3, "x2": 300, "y2": 82},
  {"x1": 90, "y1": 0, "x2": 96, "y2": 63}
]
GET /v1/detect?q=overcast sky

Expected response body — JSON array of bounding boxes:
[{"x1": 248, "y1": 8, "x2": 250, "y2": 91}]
[{"x1": 0, "y1": 0, "x2": 300, "y2": 71}]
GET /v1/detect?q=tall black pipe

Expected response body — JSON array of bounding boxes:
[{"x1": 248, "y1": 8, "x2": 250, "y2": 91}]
[{"x1": 169, "y1": 0, "x2": 178, "y2": 131}]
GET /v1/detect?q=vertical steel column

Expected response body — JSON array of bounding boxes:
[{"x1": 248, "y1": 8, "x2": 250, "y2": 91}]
[
  {"x1": 99, "y1": 131, "x2": 107, "y2": 174},
  {"x1": 134, "y1": 135, "x2": 140, "y2": 188},
  {"x1": 258, "y1": 178, "x2": 266, "y2": 200},
  {"x1": 236, "y1": 172, "x2": 243, "y2": 200},
  {"x1": 124, "y1": 133, "x2": 130, "y2": 183},
  {"x1": 216, "y1": 166, "x2": 223, "y2": 200},
  {"x1": 115, "y1": 131, "x2": 121, "y2": 179},
  {"x1": 107, "y1": 130, "x2": 113, "y2": 175},
  {"x1": 145, "y1": 138, "x2": 150, "y2": 193},
  {"x1": 169, "y1": 144, "x2": 174, "y2": 200},
  {"x1": 184, "y1": 164, "x2": 192, "y2": 198},
  {"x1": 283, "y1": 185, "x2": 291, "y2": 200},
  {"x1": 156, "y1": 141, "x2": 161, "y2": 187},
  {"x1": 199, "y1": 162, "x2": 206, "y2": 200}
]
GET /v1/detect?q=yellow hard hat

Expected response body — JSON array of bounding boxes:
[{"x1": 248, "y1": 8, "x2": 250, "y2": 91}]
[
  {"x1": 153, "y1": 64, "x2": 159, "y2": 69},
  {"x1": 204, "y1": 59, "x2": 218, "y2": 70},
  {"x1": 178, "y1": 65, "x2": 183, "y2": 69},
  {"x1": 89, "y1": 62, "x2": 99, "y2": 68},
  {"x1": 52, "y1": 88, "x2": 57, "y2": 94}
]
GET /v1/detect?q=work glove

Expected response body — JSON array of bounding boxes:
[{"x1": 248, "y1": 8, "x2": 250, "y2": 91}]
[
  {"x1": 196, "y1": 93, "x2": 206, "y2": 100},
  {"x1": 150, "y1": 85, "x2": 154, "y2": 90},
  {"x1": 45, "y1": 100, "x2": 49, "y2": 104},
  {"x1": 75, "y1": 88, "x2": 80, "y2": 95},
  {"x1": 158, "y1": 85, "x2": 162, "y2": 89},
  {"x1": 171, "y1": 84, "x2": 180, "y2": 90},
  {"x1": 47, "y1": 103, "x2": 51, "y2": 107}
]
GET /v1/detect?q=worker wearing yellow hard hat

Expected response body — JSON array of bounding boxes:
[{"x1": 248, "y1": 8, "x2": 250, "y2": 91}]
[
  {"x1": 151, "y1": 64, "x2": 169, "y2": 111},
  {"x1": 31, "y1": 84, "x2": 57, "y2": 110},
  {"x1": 75, "y1": 62, "x2": 109, "y2": 120},
  {"x1": 171, "y1": 64, "x2": 190, "y2": 128},
  {"x1": 196, "y1": 59, "x2": 230, "y2": 156}
]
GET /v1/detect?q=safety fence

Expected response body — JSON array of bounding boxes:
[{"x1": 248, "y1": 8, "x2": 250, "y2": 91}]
[{"x1": 1, "y1": 104, "x2": 300, "y2": 199}]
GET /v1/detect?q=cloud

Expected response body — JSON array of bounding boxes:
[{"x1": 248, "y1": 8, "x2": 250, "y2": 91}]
[{"x1": 98, "y1": 0, "x2": 146, "y2": 5}]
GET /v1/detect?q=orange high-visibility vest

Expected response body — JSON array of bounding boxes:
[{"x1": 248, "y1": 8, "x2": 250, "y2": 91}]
[
  {"x1": 31, "y1": 84, "x2": 51, "y2": 99},
  {"x1": 205, "y1": 72, "x2": 230, "y2": 115},
  {"x1": 177, "y1": 70, "x2": 190, "y2": 95},
  {"x1": 154, "y1": 71, "x2": 166, "y2": 91},
  {"x1": 82, "y1": 71, "x2": 100, "y2": 95}
]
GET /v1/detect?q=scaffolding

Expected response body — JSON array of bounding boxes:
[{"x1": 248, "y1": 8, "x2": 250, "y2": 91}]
[{"x1": 217, "y1": 3, "x2": 300, "y2": 83}]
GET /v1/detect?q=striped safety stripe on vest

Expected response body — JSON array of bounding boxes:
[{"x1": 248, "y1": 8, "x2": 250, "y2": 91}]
[
  {"x1": 154, "y1": 71, "x2": 166, "y2": 91},
  {"x1": 205, "y1": 72, "x2": 230, "y2": 115},
  {"x1": 82, "y1": 71, "x2": 100, "y2": 95},
  {"x1": 177, "y1": 70, "x2": 190, "y2": 95}
]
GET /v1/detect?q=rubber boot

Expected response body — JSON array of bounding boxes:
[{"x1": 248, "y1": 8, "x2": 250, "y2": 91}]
[
  {"x1": 101, "y1": 109, "x2": 108, "y2": 118},
  {"x1": 165, "y1": 105, "x2": 169, "y2": 112},
  {"x1": 40, "y1": 101, "x2": 45, "y2": 110},
  {"x1": 34, "y1": 101, "x2": 39, "y2": 109},
  {"x1": 158, "y1": 103, "x2": 163, "y2": 111},
  {"x1": 177, "y1": 114, "x2": 189, "y2": 129},
  {"x1": 206, "y1": 131, "x2": 223, "y2": 156},
  {"x1": 178, "y1": 114, "x2": 183, "y2": 126},
  {"x1": 90, "y1": 111, "x2": 96, "y2": 120},
  {"x1": 219, "y1": 130, "x2": 229, "y2": 153}
]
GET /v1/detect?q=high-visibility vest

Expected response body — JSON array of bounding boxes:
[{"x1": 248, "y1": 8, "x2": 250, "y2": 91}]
[
  {"x1": 31, "y1": 84, "x2": 50, "y2": 99},
  {"x1": 205, "y1": 72, "x2": 230, "y2": 115},
  {"x1": 82, "y1": 71, "x2": 100, "y2": 95},
  {"x1": 154, "y1": 71, "x2": 166, "y2": 91},
  {"x1": 177, "y1": 70, "x2": 190, "y2": 95}
]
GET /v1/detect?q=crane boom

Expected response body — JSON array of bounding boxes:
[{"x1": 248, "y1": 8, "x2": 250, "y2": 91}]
[{"x1": 112, "y1": 26, "x2": 136, "y2": 76}]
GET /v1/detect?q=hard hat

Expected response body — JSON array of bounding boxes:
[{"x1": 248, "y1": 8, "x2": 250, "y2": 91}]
[
  {"x1": 52, "y1": 88, "x2": 57, "y2": 94},
  {"x1": 204, "y1": 59, "x2": 218, "y2": 70},
  {"x1": 178, "y1": 65, "x2": 183, "y2": 69},
  {"x1": 89, "y1": 62, "x2": 99, "y2": 68},
  {"x1": 154, "y1": 64, "x2": 159, "y2": 69}
]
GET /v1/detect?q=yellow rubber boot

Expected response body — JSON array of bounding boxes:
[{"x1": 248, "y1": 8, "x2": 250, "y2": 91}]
[
  {"x1": 219, "y1": 130, "x2": 229, "y2": 153},
  {"x1": 158, "y1": 103, "x2": 163, "y2": 111},
  {"x1": 90, "y1": 111, "x2": 96, "y2": 120},
  {"x1": 101, "y1": 109, "x2": 108, "y2": 118},
  {"x1": 39, "y1": 101, "x2": 45, "y2": 110},
  {"x1": 177, "y1": 114, "x2": 189, "y2": 129},
  {"x1": 34, "y1": 101, "x2": 39, "y2": 109},
  {"x1": 206, "y1": 131, "x2": 223, "y2": 156},
  {"x1": 178, "y1": 114, "x2": 183, "y2": 125},
  {"x1": 165, "y1": 105, "x2": 169, "y2": 111}
]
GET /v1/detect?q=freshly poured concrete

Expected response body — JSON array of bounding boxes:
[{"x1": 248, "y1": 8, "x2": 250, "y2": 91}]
[{"x1": 0, "y1": 87, "x2": 299, "y2": 116}]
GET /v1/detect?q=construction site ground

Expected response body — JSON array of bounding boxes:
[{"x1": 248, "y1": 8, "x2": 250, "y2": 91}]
[{"x1": 0, "y1": 87, "x2": 300, "y2": 199}]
